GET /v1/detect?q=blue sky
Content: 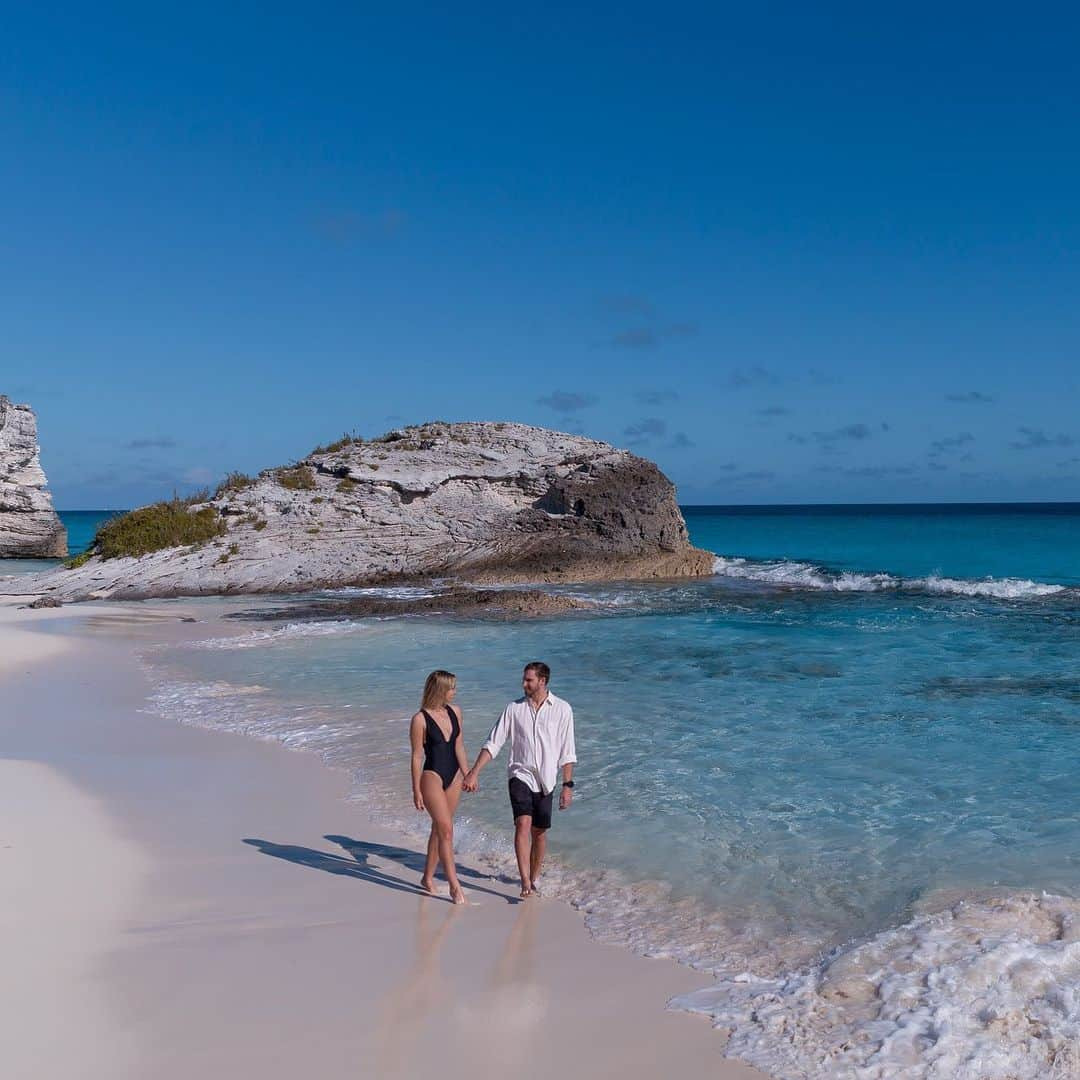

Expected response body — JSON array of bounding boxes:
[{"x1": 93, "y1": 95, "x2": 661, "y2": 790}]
[{"x1": 4, "y1": 4, "x2": 1079, "y2": 508}]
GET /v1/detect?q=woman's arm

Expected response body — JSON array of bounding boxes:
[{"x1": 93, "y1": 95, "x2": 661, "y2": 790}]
[
  {"x1": 409, "y1": 712, "x2": 426, "y2": 811},
  {"x1": 454, "y1": 708, "x2": 470, "y2": 777}
]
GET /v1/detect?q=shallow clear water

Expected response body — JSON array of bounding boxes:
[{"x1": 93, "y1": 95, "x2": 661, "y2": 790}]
[{"x1": 144, "y1": 504, "x2": 1080, "y2": 1077}]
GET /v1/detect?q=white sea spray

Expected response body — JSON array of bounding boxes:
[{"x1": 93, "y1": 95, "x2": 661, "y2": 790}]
[
  {"x1": 674, "y1": 892, "x2": 1080, "y2": 1079},
  {"x1": 190, "y1": 620, "x2": 365, "y2": 650},
  {"x1": 711, "y1": 555, "x2": 1070, "y2": 600},
  {"x1": 916, "y1": 575, "x2": 1066, "y2": 599}
]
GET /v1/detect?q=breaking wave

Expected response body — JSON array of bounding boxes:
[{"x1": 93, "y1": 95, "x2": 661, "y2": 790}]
[
  {"x1": 191, "y1": 620, "x2": 366, "y2": 649},
  {"x1": 712, "y1": 556, "x2": 1069, "y2": 601},
  {"x1": 673, "y1": 890, "x2": 1080, "y2": 1079}
]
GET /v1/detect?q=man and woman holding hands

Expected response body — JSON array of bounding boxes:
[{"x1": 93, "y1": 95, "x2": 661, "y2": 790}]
[{"x1": 409, "y1": 661, "x2": 576, "y2": 903}]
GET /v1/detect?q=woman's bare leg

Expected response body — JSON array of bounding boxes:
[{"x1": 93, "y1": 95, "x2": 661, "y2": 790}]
[
  {"x1": 420, "y1": 772, "x2": 466, "y2": 903},
  {"x1": 421, "y1": 828, "x2": 438, "y2": 892},
  {"x1": 421, "y1": 772, "x2": 461, "y2": 892}
]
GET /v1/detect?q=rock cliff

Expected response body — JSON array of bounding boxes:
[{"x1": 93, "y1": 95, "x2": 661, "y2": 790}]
[
  {"x1": 0, "y1": 421, "x2": 710, "y2": 601},
  {"x1": 0, "y1": 396, "x2": 67, "y2": 558}
]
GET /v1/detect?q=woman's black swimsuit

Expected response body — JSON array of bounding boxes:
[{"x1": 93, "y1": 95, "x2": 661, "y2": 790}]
[{"x1": 421, "y1": 706, "x2": 461, "y2": 790}]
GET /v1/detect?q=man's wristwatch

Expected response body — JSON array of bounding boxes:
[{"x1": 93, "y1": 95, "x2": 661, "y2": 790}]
[{"x1": 562, "y1": 780, "x2": 575, "y2": 789}]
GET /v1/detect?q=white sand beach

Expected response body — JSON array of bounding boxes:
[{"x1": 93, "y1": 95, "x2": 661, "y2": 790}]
[{"x1": 0, "y1": 601, "x2": 764, "y2": 1080}]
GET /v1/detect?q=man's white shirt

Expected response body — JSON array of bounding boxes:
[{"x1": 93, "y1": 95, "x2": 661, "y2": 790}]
[{"x1": 481, "y1": 692, "x2": 577, "y2": 795}]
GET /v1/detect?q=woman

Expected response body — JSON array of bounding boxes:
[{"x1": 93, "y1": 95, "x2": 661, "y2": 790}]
[{"x1": 410, "y1": 669, "x2": 470, "y2": 904}]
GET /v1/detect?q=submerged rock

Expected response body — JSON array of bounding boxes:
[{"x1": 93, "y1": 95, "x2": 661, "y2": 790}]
[
  {"x1": 0, "y1": 421, "x2": 710, "y2": 601},
  {"x1": 228, "y1": 587, "x2": 590, "y2": 623},
  {"x1": 26, "y1": 595, "x2": 63, "y2": 609},
  {"x1": 0, "y1": 396, "x2": 67, "y2": 558}
]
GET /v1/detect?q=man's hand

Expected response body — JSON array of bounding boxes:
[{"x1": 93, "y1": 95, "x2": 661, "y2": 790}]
[
  {"x1": 462, "y1": 770, "x2": 478, "y2": 793},
  {"x1": 559, "y1": 785, "x2": 573, "y2": 811}
]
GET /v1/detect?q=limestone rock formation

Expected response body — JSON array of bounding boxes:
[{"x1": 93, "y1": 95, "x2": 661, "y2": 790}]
[
  {"x1": 0, "y1": 396, "x2": 67, "y2": 558},
  {"x1": 0, "y1": 421, "x2": 710, "y2": 601}
]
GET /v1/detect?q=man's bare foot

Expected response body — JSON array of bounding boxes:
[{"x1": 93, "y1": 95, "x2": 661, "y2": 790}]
[
  {"x1": 420, "y1": 876, "x2": 436, "y2": 894},
  {"x1": 450, "y1": 885, "x2": 467, "y2": 905}
]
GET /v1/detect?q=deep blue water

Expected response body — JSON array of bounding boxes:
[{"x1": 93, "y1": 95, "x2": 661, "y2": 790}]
[
  {"x1": 61, "y1": 509, "x2": 119, "y2": 555},
  {"x1": 684, "y1": 502, "x2": 1080, "y2": 585},
  {"x1": 0, "y1": 509, "x2": 117, "y2": 575}
]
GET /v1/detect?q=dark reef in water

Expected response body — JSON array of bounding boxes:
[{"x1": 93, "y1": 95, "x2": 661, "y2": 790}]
[{"x1": 225, "y1": 586, "x2": 590, "y2": 623}]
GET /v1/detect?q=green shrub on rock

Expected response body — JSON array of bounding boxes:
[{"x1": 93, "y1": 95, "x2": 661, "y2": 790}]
[
  {"x1": 214, "y1": 472, "x2": 255, "y2": 498},
  {"x1": 312, "y1": 432, "x2": 364, "y2": 455},
  {"x1": 93, "y1": 497, "x2": 226, "y2": 559},
  {"x1": 276, "y1": 466, "x2": 316, "y2": 491}
]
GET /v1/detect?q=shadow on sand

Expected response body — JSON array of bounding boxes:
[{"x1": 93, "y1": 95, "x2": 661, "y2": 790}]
[{"x1": 243, "y1": 835, "x2": 517, "y2": 903}]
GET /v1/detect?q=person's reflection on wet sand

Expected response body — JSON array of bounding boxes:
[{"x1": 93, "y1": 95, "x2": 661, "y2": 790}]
[
  {"x1": 454, "y1": 899, "x2": 549, "y2": 1077},
  {"x1": 376, "y1": 898, "x2": 461, "y2": 1078}
]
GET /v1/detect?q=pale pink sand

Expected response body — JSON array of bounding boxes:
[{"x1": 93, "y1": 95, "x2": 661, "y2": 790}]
[{"x1": 0, "y1": 759, "x2": 145, "y2": 1078}]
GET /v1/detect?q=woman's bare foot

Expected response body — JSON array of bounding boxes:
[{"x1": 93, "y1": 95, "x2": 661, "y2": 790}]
[
  {"x1": 420, "y1": 876, "x2": 436, "y2": 894},
  {"x1": 519, "y1": 881, "x2": 532, "y2": 899},
  {"x1": 450, "y1": 885, "x2": 467, "y2": 905}
]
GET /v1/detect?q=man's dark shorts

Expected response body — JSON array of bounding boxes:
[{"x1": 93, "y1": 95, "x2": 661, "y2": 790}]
[{"x1": 508, "y1": 777, "x2": 553, "y2": 831}]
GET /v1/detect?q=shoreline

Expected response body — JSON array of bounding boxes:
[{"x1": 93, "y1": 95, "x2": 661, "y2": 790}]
[{"x1": 0, "y1": 600, "x2": 764, "y2": 1079}]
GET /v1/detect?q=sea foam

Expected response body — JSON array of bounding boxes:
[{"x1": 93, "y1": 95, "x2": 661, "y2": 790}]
[
  {"x1": 317, "y1": 585, "x2": 439, "y2": 599},
  {"x1": 673, "y1": 891, "x2": 1080, "y2": 1079},
  {"x1": 712, "y1": 555, "x2": 1069, "y2": 601},
  {"x1": 190, "y1": 620, "x2": 365, "y2": 650},
  {"x1": 712, "y1": 556, "x2": 897, "y2": 592},
  {"x1": 916, "y1": 575, "x2": 1067, "y2": 599}
]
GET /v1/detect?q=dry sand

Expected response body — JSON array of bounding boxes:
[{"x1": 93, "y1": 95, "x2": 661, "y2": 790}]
[
  {"x1": 0, "y1": 759, "x2": 145, "y2": 1078},
  {"x1": 0, "y1": 600, "x2": 766, "y2": 1080}
]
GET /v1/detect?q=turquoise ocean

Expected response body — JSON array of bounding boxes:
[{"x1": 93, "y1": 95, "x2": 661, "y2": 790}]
[
  {"x1": 11, "y1": 505, "x2": 1080, "y2": 1076},
  {"x1": 0, "y1": 510, "x2": 117, "y2": 576}
]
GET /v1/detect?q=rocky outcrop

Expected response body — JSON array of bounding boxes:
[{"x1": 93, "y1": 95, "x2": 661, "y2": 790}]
[
  {"x1": 0, "y1": 421, "x2": 710, "y2": 601},
  {"x1": 0, "y1": 396, "x2": 67, "y2": 558}
]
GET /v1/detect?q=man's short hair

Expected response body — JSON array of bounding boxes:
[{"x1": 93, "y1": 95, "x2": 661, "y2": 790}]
[{"x1": 523, "y1": 661, "x2": 551, "y2": 683}]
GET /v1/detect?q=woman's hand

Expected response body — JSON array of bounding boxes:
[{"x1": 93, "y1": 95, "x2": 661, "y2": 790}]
[{"x1": 413, "y1": 789, "x2": 425, "y2": 812}]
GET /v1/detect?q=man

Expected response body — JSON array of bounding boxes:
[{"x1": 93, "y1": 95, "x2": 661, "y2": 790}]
[{"x1": 463, "y1": 662, "x2": 576, "y2": 898}]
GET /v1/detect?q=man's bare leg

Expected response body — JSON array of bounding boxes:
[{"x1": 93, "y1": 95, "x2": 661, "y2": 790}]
[
  {"x1": 529, "y1": 826, "x2": 547, "y2": 892},
  {"x1": 514, "y1": 815, "x2": 533, "y2": 898}
]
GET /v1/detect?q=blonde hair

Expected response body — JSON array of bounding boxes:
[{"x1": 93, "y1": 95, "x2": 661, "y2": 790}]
[{"x1": 421, "y1": 670, "x2": 457, "y2": 710}]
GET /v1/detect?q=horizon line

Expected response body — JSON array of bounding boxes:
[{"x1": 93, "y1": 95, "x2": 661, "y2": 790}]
[{"x1": 55, "y1": 499, "x2": 1080, "y2": 513}]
